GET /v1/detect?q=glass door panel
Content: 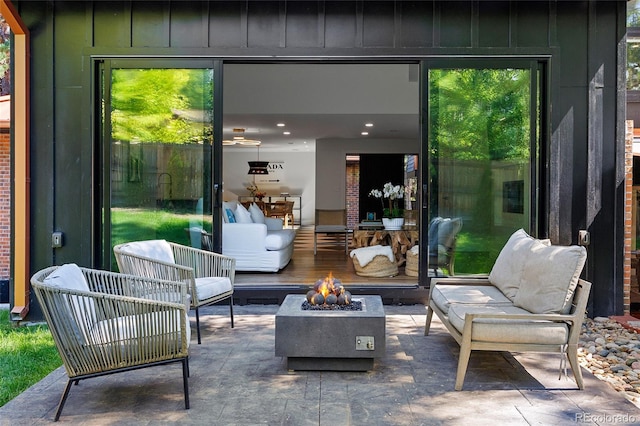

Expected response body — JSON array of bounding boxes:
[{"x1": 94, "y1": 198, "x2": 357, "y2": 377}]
[
  {"x1": 101, "y1": 65, "x2": 215, "y2": 270},
  {"x1": 427, "y1": 66, "x2": 538, "y2": 275}
]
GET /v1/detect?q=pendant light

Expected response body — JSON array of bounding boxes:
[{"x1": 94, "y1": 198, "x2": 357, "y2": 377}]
[{"x1": 248, "y1": 145, "x2": 269, "y2": 175}]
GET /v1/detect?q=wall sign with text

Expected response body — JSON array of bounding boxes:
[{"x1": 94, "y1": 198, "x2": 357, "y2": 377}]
[{"x1": 256, "y1": 161, "x2": 285, "y2": 184}]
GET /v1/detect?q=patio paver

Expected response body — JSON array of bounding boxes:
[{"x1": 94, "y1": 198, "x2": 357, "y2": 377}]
[{"x1": 1, "y1": 304, "x2": 639, "y2": 425}]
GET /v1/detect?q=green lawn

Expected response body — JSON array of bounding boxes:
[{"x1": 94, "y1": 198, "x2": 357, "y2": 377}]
[{"x1": 0, "y1": 310, "x2": 61, "y2": 407}]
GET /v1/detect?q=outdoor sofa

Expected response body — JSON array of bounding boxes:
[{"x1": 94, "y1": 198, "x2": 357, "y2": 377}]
[{"x1": 424, "y1": 228, "x2": 591, "y2": 390}]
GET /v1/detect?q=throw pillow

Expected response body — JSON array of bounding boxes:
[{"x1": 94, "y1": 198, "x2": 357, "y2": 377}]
[
  {"x1": 427, "y1": 217, "x2": 442, "y2": 252},
  {"x1": 489, "y1": 229, "x2": 548, "y2": 301},
  {"x1": 514, "y1": 243, "x2": 587, "y2": 314},
  {"x1": 225, "y1": 208, "x2": 236, "y2": 223},
  {"x1": 249, "y1": 202, "x2": 266, "y2": 224},
  {"x1": 235, "y1": 203, "x2": 253, "y2": 223}
]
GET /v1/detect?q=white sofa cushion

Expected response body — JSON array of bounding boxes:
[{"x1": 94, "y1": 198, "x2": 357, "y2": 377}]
[
  {"x1": 265, "y1": 230, "x2": 297, "y2": 251},
  {"x1": 514, "y1": 243, "x2": 587, "y2": 314},
  {"x1": 194, "y1": 276, "x2": 233, "y2": 300},
  {"x1": 118, "y1": 239, "x2": 175, "y2": 264},
  {"x1": 249, "y1": 203, "x2": 266, "y2": 224},
  {"x1": 489, "y1": 229, "x2": 549, "y2": 301},
  {"x1": 235, "y1": 203, "x2": 253, "y2": 223},
  {"x1": 431, "y1": 284, "x2": 513, "y2": 315},
  {"x1": 448, "y1": 304, "x2": 570, "y2": 345}
]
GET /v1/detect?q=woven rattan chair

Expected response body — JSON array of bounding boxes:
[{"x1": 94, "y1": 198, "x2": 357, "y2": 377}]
[
  {"x1": 31, "y1": 264, "x2": 190, "y2": 421},
  {"x1": 113, "y1": 239, "x2": 235, "y2": 344}
]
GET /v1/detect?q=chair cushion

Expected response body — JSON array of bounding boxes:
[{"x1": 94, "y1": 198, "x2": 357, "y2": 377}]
[
  {"x1": 514, "y1": 243, "x2": 587, "y2": 314},
  {"x1": 44, "y1": 263, "x2": 89, "y2": 293},
  {"x1": 427, "y1": 217, "x2": 443, "y2": 252},
  {"x1": 265, "y1": 230, "x2": 296, "y2": 251},
  {"x1": 431, "y1": 284, "x2": 512, "y2": 314},
  {"x1": 249, "y1": 203, "x2": 266, "y2": 224},
  {"x1": 43, "y1": 264, "x2": 96, "y2": 343},
  {"x1": 118, "y1": 240, "x2": 175, "y2": 264},
  {"x1": 436, "y1": 218, "x2": 462, "y2": 248},
  {"x1": 92, "y1": 310, "x2": 190, "y2": 350},
  {"x1": 448, "y1": 304, "x2": 570, "y2": 345},
  {"x1": 488, "y1": 229, "x2": 548, "y2": 301},
  {"x1": 235, "y1": 203, "x2": 253, "y2": 223},
  {"x1": 194, "y1": 276, "x2": 233, "y2": 301}
]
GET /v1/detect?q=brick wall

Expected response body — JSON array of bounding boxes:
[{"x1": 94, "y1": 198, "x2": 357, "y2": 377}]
[
  {"x1": 625, "y1": 120, "x2": 633, "y2": 315},
  {"x1": 346, "y1": 160, "x2": 360, "y2": 229},
  {"x1": 0, "y1": 129, "x2": 9, "y2": 280}
]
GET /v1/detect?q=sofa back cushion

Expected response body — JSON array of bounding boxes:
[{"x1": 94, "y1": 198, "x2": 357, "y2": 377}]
[
  {"x1": 249, "y1": 203, "x2": 266, "y2": 224},
  {"x1": 235, "y1": 203, "x2": 253, "y2": 223},
  {"x1": 489, "y1": 229, "x2": 548, "y2": 300},
  {"x1": 513, "y1": 243, "x2": 587, "y2": 314}
]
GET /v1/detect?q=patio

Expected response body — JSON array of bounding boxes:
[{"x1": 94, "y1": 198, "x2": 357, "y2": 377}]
[{"x1": 1, "y1": 303, "x2": 639, "y2": 425}]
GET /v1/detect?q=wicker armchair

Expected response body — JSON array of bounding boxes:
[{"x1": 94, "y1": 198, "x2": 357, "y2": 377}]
[
  {"x1": 31, "y1": 264, "x2": 190, "y2": 421},
  {"x1": 113, "y1": 240, "x2": 235, "y2": 344}
]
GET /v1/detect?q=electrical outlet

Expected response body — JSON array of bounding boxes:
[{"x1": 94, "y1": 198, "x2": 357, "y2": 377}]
[
  {"x1": 578, "y1": 230, "x2": 590, "y2": 246},
  {"x1": 52, "y1": 232, "x2": 63, "y2": 248}
]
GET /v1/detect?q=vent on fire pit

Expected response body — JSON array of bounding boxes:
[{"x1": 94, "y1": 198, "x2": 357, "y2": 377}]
[{"x1": 302, "y1": 274, "x2": 362, "y2": 311}]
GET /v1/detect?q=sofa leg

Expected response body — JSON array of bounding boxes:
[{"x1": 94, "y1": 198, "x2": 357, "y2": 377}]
[
  {"x1": 566, "y1": 345, "x2": 584, "y2": 389},
  {"x1": 229, "y1": 297, "x2": 234, "y2": 328},
  {"x1": 195, "y1": 307, "x2": 201, "y2": 345},
  {"x1": 455, "y1": 345, "x2": 472, "y2": 391},
  {"x1": 424, "y1": 306, "x2": 434, "y2": 336}
]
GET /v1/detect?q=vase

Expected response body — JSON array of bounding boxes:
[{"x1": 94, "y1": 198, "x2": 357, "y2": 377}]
[{"x1": 382, "y1": 217, "x2": 404, "y2": 230}]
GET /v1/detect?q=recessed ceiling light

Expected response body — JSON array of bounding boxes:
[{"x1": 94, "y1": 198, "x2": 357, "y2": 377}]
[
  {"x1": 283, "y1": 131, "x2": 291, "y2": 135},
  {"x1": 365, "y1": 123, "x2": 374, "y2": 127},
  {"x1": 361, "y1": 132, "x2": 369, "y2": 136},
  {"x1": 277, "y1": 123, "x2": 286, "y2": 127}
]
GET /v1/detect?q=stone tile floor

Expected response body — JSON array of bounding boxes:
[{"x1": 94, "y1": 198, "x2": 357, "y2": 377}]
[{"x1": 1, "y1": 304, "x2": 639, "y2": 425}]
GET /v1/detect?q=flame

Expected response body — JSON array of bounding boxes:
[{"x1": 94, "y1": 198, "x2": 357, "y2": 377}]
[{"x1": 307, "y1": 273, "x2": 351, "y2": 306}]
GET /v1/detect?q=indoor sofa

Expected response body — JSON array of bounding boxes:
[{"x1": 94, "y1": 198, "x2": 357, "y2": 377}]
[
  {"x1": 424, "y1": 228, "x2": 591, "y2": 390},
  {"x1": 222, "y1": 200, "x2": 297, "y2": 272}
]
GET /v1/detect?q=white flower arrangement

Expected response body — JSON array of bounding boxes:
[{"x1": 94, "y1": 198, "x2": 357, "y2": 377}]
[{"x1": 369, "y1": 182, "x2": 406, "y2": 218}]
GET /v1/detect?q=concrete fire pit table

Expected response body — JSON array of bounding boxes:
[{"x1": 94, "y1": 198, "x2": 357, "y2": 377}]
[{"x1": 275, "y1": 294, "x2": 386, "y2": 371}]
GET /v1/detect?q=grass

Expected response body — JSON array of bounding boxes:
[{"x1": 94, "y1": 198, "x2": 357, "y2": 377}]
[{"x1": 0, "y1": 309, "x2": 61, "y2": 407}]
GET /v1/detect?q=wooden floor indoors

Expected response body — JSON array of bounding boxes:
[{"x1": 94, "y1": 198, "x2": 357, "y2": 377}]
[{"x1": 232, "y1": 226, "x2": 429, "y2": 304}]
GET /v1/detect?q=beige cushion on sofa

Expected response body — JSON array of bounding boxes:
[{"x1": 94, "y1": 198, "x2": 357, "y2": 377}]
[
  {"x1": 448, "y1": 304, "x2": 570, "y2": 345},
  {"x1": 431, "y1": 284, "x2": 512, "y2": 315},
  {"x1": 514, "y1": 243, "x2": 587, "y2": 314},
  {"x1": 488, "y1": 229, "x2": 549, "y2": 300}
]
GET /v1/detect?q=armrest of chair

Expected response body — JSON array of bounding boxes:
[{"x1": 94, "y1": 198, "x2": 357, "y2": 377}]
[
  {"x1": 170, "y1": 242, "x2": 236, "y2": 281},
  {"x1": 430, "y1": 276, "x2": 491, "y2": 286}
]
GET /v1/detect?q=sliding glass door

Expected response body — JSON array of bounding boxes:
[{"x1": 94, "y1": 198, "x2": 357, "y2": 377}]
[
  {"x1": 98, "y1": 60, "x2": 220, "y2": 270},
  {"x1": 424, "y1": 61, "x2": 544, "y2": 277}
]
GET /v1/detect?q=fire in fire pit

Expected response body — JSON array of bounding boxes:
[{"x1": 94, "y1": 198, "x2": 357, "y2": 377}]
[{"x1": 302, "y1": 273, "x2": 362, "y2": 311}]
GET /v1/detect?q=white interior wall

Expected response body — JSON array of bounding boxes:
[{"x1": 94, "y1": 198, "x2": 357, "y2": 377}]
[{"x1": 223, "y1": 137, "x2": 420, "y2": 225}]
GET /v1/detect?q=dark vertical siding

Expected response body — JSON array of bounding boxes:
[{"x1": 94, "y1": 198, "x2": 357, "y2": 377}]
[
  {"x1": 324, "y1": 1, "x2": 357, "y2": 48},
  {"x1": 438, "y1": 1, "x2": 472, "y2": 47},
  {"x1": 515, "y1": 2, "x2": 550, "y2": 47},
  {"x1": 209, "y1": 2, "x2": 244, "y2": 47},
  {"x1": 16, "y1": 0, "x2": 626, "y2": 317},
  {"x1": 285, "y1": 1, "x2": 321, "y2": 48},
  {"x1": 132, "y1": 2, "x2": 169, "y2": 47},
  {"x1": 93, "y1": 1, "x2": 130, "y2": 47},
  {"x1": 362, "y1": 1, "x2": 395, "y2": 47},
  {"x1": 397, "y1": 1, "x2": 433, "y2": 48},
  {"x1": 247, "y1": 1, "x2": 281, "y2": 48},
  {"x1": 478, "y1": 1, "x2": 510, "y2": 48},
  {"x1": 170, "y1": 1, "x2": 208, "y2": 48}
]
